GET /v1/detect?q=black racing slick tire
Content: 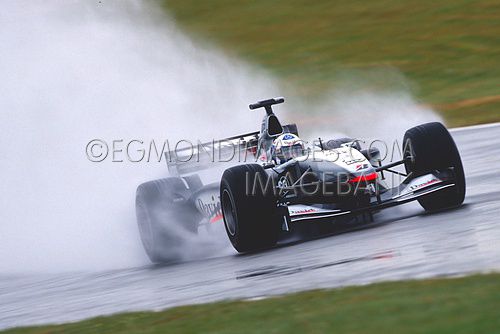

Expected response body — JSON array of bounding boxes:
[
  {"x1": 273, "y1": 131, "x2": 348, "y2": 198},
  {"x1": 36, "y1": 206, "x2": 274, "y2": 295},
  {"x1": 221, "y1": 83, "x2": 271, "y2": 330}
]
[
  {"x1": 136, "y1": 176, "x2": 201, "y2": 263},
  {"x1": 403, "y1": 122, "x2": 466, "y2": 211},
  {"x1": 220, "y1": 164, "x2": 280, "y2": 253}
]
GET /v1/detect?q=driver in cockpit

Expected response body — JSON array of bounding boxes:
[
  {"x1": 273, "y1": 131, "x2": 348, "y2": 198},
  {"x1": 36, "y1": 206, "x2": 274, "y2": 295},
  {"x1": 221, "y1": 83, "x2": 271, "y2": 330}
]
[{"x1": 270, "y1": 133, "x2": 306, "y2": 165}]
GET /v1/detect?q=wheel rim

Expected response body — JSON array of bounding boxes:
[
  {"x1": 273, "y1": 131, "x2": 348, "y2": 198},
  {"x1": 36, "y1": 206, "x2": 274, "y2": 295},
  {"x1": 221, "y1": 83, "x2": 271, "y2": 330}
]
[{"x1": 222, "y1": 189, "x2": 237, "y2": 236}]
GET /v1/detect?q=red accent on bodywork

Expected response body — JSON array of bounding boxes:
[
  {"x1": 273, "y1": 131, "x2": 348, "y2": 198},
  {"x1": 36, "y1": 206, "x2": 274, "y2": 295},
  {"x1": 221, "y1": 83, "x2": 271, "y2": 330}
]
[
  {"x1": 209, "y1": 213, "x2": 224, "y2": 223},
  {"x1": 348, "y1": 172, "x2": 378, "y2": 183}
]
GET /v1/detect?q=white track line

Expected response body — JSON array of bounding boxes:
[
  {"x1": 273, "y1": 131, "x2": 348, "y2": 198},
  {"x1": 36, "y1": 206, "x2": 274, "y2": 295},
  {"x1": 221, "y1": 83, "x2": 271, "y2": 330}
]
[{"x1": 450, "y1": 122, "x2": 500, "y2": 133}]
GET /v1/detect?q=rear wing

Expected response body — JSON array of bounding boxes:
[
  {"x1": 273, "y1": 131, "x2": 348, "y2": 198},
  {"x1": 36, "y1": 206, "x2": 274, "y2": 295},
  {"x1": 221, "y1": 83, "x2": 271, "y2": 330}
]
[
  {"x1": 165, "y1": 123, "x2": 299, "y2": 176},
  {"x1": 165, "y1": 131, "x2": 260, "y2": 176}
]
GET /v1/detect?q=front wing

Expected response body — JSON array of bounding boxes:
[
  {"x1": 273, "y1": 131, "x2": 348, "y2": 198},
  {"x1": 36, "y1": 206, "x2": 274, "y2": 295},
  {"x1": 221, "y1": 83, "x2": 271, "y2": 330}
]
[{"x1": 287, "y1": 170, "x2": 456, "y2": 223}]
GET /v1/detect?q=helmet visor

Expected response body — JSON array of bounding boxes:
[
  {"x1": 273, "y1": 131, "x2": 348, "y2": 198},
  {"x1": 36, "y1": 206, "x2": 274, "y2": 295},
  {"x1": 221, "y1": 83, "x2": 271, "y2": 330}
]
[{"x1": 281, "y1": 143, "x2": 304, "y2": 160}]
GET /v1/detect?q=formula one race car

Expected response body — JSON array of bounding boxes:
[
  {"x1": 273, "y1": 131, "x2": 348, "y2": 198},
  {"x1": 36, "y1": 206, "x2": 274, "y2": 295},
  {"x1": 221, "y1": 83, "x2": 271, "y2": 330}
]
[{"x1": 136, "y1": 97, "x2": 465, "y2": 262}]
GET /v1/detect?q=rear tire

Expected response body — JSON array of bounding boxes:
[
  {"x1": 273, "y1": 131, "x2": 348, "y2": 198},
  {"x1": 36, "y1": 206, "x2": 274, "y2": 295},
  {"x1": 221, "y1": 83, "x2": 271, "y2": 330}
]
[
  {"x1": 220, "y1": 164, "x2": 280, "y2": 252},
  {"x1": 403, "y1": 122, "x2": 465, "y2": 211},
  {"x1": 136, "y1": 176, "x2": 201, "y2": 263}
]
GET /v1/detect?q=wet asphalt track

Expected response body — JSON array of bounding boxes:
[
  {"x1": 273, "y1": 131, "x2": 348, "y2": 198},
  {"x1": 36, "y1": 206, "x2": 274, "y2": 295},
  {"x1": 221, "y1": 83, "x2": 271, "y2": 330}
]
[{"x1": 1, "y1": 123, "x2": 500, "y2": 330}]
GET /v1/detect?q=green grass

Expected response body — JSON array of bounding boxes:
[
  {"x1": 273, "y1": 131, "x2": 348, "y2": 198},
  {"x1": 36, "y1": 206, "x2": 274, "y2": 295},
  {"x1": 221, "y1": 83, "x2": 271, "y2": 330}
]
[
  {"x1": 5, "y1": 273, "x2": 500, "y2": 333},
  {"x1": 160, "y1": 0, "x2": 500, "y2": 126}
]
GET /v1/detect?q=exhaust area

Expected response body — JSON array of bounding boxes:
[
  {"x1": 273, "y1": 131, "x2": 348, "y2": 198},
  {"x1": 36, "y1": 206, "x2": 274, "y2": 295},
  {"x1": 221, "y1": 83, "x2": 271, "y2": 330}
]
[{"x1": 0, "y1": 1, "x2": 440, "y2": 273}]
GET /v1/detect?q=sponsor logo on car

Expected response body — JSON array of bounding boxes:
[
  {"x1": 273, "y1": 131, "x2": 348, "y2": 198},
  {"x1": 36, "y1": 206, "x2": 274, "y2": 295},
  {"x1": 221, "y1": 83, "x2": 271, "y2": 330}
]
[
  {"x1": 355, "y1": 163, "x2": 369, "y2": 171},
  {"x1": 197, "y1": 197, "x2": 221, "y2": 223},
  {"x1": 409, "y1": 178, "x2": 441, "y2": 191},
  {"x1": 289, "y1": 208, "x2": 317, "y2": 215},
  {"x1": 341, "y1": 153, "x2": 366, "y2": 165}
]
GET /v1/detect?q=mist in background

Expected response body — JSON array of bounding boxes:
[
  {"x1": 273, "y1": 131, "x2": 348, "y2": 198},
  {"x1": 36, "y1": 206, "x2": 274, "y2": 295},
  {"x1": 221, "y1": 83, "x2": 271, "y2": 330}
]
[
  {"x1": 290, "y1": 67, "x2": 441, "y2": 144},
  {"x1": 0, "y1": 1, "x2": 439, "y2": 273},
  {"x1": 0, "y1": 0, "x2": 282, "y2": 273}
]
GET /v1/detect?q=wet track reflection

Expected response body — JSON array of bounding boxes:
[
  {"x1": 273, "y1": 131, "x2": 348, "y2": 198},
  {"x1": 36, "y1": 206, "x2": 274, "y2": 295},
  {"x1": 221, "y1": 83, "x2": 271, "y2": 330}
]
[{"x1": 1, "y1": 124, "x2": 500, "y2": 329}]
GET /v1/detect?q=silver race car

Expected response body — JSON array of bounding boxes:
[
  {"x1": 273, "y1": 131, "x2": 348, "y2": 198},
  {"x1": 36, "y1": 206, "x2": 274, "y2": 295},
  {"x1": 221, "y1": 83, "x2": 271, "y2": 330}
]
[{"x1": 136, "y1": 97, "x2": 465, "y2": 262}]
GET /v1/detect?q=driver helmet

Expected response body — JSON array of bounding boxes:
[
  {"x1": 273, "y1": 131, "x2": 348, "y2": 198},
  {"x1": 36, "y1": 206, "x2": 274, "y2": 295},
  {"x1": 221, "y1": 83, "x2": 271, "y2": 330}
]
[{"x1": 271, "y1": 133, "x2": 305, "y2": 164}]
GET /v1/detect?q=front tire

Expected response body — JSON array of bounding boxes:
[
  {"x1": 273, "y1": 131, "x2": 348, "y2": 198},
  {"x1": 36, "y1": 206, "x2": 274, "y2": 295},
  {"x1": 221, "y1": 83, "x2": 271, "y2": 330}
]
[
  {"x1": 220, "y1": 164, "x2": 280, "y2": 253},
  {"x1": 403, "y1": 122, "x2": 465, "y2": 211}
]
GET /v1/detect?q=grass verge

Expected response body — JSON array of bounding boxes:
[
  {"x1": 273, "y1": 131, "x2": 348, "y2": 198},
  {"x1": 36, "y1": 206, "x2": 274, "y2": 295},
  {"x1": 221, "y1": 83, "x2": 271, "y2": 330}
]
[
  {"x1": 4, "y1": 273, "x2": 500, "y2": 333},
  {"x1": 161, "y1": 0, "x2": 500, "y2": 127}
]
